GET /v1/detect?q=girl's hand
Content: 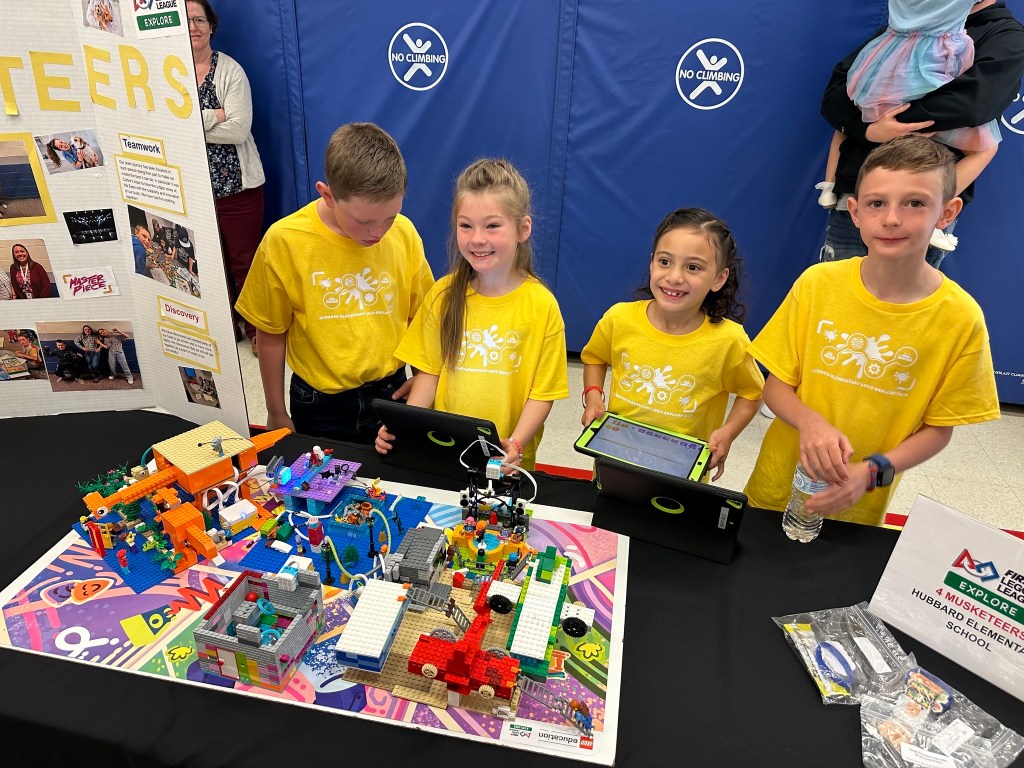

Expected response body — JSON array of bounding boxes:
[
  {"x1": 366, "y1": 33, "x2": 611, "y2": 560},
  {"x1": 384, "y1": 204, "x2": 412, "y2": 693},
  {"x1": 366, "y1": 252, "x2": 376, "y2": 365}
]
[
  {"x1": 582, "y1": 393, "x2": 606, "y2": 426},
  {"x1": 705, "y1": 427, "x2": 734, "y2": 482},
  {"x1": 501, "y1": 437, "x2": 522, "y2": 468},
  {"x1": 798, "y1": 412, "x2": 854, "y2": 485},
  {"x1": 214, "y1": 108, "x2": 227, "y2": 124},
  {"x1": 375, "y1": 425, "x2": 395, "y2": 455}
]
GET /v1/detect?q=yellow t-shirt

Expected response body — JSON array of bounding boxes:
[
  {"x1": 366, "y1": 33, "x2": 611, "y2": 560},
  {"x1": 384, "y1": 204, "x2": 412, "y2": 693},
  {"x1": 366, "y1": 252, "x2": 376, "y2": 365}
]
[
  {"x1": 580, "y1": 302, "x2": 763, "y2": 440},
  {"x1": 745, "y1": 258, "x2": 999, "y2": 526},
  {"x1": 236, "y1": 201, "x2": 434, "y2": 393},
  {"x1": 396, "y1": 275, "x2": 570, "y2": 469}
]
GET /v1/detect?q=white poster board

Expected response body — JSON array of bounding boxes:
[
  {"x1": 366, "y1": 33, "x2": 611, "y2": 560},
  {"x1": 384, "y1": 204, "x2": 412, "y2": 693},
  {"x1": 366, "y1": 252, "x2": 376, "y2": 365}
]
[
  {"x1": 0, "y1": 0, "x2": 248, "y2": 434},
  {"x1": 870, "y1": 496, "x2": 1024, "y2": 702}
]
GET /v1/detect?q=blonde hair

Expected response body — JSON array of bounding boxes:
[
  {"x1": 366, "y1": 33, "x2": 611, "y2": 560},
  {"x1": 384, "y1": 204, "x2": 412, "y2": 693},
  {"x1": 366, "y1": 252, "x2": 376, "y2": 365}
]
[
  {"x1": 439, "y1": 158, "x2": 536, "y2": 370},
  {"x1": 323, "y1": 123, "x2": 407, "y2": 202}
]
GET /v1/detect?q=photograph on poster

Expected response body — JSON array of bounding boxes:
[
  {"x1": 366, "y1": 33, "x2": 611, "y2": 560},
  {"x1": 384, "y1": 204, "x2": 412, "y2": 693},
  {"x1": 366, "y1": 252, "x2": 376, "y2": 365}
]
[
  {"x1": 0, "y1": 239, "x2": 58, "y2": 299},
  {"x1": 0, "y1": 328, "x2": 46, "y2": 381},
  {"x1": 0, "y1": 135, "x2": 55, "y2": 226},
  {"x1": 179, "y1": 366, "x2": 220, "y2": 408},
  {"x1": 127, "y1": 204, "x2": 200, "y2": 298},
  {"x1": 82, "y1": 0, "x2": 123, "y2": 36},
  {"x1": 36, "y1": 320, "x2": 142, "y2": 392},
  {"x1": 63, "y1": 209, "x2": 117, "y2": 244},
  {"x1": 34, "y1": 130, "x2": 105, "y2": 174}
]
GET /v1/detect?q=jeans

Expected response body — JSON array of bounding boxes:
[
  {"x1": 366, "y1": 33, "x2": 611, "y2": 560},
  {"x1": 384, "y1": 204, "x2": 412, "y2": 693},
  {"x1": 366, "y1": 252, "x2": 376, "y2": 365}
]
[
  {"x1": 289, "y1": 368, "x2": 407, "y2": 443},
  {"x1": 819, "y1": 201, "x2": 957, "y2": 269},
  {"x1": 108, "y1": 349, "x2": 131, "y2": 378},
  {"x1": 83, "y1": 351, "x2": 101, "y2": 377}
]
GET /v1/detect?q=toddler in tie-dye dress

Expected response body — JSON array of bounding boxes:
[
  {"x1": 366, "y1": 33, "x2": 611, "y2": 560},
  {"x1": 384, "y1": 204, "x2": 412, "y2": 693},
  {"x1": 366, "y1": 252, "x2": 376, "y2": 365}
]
[{"x1": 818, "y1": 0, "x2": 1000, "y2": 253}]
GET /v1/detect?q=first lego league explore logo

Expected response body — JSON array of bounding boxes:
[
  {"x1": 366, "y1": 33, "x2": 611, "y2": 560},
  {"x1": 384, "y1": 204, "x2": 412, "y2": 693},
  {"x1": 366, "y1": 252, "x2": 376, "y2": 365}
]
[{"x1": 912, "y1": 548, "x2": 1024, "y2": 654}]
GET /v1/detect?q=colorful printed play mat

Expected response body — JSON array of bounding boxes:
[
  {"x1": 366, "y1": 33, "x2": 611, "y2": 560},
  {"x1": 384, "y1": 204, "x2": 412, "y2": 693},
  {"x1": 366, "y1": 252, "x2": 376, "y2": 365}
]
[{"x1": 0, "y1": 477, "x2": 626, "y2": 765}]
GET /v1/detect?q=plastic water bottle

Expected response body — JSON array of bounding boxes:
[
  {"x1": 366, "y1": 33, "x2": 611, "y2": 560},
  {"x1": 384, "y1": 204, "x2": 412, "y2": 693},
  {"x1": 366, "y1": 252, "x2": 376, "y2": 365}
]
[{"x1": 782, "y1": 464, "x2": 830, "y2": 543}]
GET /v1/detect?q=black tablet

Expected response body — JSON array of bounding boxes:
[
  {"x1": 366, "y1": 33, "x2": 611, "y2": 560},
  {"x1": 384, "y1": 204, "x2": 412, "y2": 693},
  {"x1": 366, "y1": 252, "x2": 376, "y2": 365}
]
[
  {"x1": 373, "y1": 399, "x2": 502, "y2": 480},
  {"x1": 575, "y1": 412, "x2": 711, "y2": 481}
]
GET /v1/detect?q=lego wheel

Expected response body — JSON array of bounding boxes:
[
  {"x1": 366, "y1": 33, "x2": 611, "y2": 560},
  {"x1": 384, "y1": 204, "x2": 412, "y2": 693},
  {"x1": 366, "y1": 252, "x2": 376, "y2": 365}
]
[
  {"x1": 478, "y1": 685, "x2": 495, "y2": 699},
  {"x1": 486, "y1": 647, "x2": 508, "y2": 659},
  {"x1": 429, "y1": 627, "x2": 458, "y2": 643},
  {"x1": 488, "y1": 594, "x2": 514, "y2": 614},
  {"x1": 421, "y1": 663, "x2": 438, "y2": 679},
  {"x1": 562, "y1": 616, "x2": 588, "y2": 638}
]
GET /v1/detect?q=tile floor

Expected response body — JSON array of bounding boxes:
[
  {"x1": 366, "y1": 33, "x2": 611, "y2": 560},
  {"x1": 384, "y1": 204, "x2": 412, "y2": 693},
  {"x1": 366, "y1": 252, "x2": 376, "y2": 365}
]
[{"x1": 236, "y1": 341, "x2": 1024, "y2": 531}]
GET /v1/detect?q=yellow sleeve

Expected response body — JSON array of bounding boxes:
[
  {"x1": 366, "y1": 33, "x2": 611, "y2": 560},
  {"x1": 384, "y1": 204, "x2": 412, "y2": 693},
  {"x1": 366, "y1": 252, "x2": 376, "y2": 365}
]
[
  {"x1": 406, "y1": 231, "x2": 435, "y2": 324},
  {"x1": 395, "y1": 282, "x2": 444, "y2": 375},
  {"x1": 529, "y1": 296, "x2": 570, "y2": 402},
  {"x1": 723, "y1": 343, "x2": 765, "y2": 401},
  {"x1": 749, "y1": 278, "x2": 805, "y2": 387},
  {"x1": 924, "y1": 316, "x2": 999, "y2": 427},
  {"x1": 235, "y1": 235, "x2": 293, "y2": 335},
  {"x1": 580, "y1": 309, "x2": 613, "y2": 366}
]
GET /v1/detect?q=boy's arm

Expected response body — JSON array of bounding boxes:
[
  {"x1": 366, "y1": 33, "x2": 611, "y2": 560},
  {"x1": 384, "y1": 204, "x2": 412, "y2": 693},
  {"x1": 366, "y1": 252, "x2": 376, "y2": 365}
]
[
  {"x1": 706, "y1": 395, "x2": 760, "y2": 482},
  {"x1": 255, "y1": 329, "x2": 293, "y2": 433},
  {"x1": 763, "y1": 374, "x2": 854, "y2": 485},
  {"x1": 805, "y1": 425, "x2": 953, "y2": 517},
  {"x1": 582, "y1": 362, "x2": 607, "y2": 426},
  {"x1": 505, "y1": 399, "x2": 554, "y2": 466}
]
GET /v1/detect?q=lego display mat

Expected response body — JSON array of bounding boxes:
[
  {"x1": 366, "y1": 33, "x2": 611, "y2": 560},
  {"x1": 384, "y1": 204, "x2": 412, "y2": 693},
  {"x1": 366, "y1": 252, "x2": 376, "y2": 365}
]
[{"x1": 0, "y1": 477, "x2": 627, "y2": 765}]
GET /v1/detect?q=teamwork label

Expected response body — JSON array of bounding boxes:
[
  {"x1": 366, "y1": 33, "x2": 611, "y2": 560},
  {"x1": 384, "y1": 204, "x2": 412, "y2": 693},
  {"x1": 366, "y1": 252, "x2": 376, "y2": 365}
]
[{"x1": 871, "y1": 496, "x2": 1024, "y2": 702}]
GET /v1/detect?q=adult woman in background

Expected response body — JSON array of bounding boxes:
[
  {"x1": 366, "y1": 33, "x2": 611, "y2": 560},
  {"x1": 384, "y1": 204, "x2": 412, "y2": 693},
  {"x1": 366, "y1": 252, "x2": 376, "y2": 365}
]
[
  {"x1": 10, "y1": 243, "x2": 54, "y2": 299},
  {"x1": 188, "y1": 0, "x2": 266, "y2": 356}
]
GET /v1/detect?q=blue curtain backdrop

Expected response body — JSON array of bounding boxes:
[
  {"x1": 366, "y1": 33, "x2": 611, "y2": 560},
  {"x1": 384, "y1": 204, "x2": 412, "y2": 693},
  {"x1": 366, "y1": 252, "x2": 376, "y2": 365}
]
[{"x1": 211, "y1": 0, "x2": 1024, "y2": 404}]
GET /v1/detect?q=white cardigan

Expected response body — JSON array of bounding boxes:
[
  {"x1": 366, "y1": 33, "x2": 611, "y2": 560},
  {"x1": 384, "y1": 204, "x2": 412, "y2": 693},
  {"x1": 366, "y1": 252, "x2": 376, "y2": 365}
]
[{"x1": 201, "y1": 51, "x2": 266, "y2": 192}]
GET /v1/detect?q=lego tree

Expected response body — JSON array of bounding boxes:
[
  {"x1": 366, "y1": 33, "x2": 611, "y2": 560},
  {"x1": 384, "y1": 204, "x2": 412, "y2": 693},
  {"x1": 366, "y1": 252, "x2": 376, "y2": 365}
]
[
  {"x1": 341, "y1": 543, "x2": 359, "y2": 566},
  {"x1": 75, "y1": 462, "x2": 131, "y2": 497}
]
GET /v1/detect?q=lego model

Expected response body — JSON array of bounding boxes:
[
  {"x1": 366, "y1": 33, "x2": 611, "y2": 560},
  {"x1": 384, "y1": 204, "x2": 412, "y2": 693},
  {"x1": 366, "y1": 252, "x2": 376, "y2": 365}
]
[
  {"x1": 194, "y1": 566, "x2": 324, "y2": 691},
  {"x1": 76, "y1": 421, "x2": 290, "y2": 589}
]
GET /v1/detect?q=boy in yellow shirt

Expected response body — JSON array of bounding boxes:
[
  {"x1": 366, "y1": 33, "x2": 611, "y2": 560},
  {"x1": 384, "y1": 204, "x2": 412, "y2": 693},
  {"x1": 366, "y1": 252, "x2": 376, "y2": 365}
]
[
  {"x1": 236, "y1": 123, "x2": 434, "y2": 441},
  {"x1": 745, "y1": 135, "x2": 999, "y2": 526}
]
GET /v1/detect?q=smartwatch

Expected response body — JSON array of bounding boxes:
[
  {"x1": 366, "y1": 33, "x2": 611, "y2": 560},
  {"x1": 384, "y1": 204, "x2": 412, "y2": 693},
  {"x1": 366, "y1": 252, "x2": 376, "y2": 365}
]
[{"x1": 865, "y1": 454, "x2": 895, "y2": 491}]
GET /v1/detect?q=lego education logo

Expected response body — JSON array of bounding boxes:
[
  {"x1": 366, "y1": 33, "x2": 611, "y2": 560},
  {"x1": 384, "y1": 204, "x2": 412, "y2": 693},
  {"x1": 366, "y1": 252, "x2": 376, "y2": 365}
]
[
  {"x1": 388, "y1": 23, "x2": 448, "y2": 91},
  {"x1": 675, "y1": 38, "x2": 744, "y2": 110},
  {"x1": 1001, "y1": 92, "x2": 1024, "y2": 136}
]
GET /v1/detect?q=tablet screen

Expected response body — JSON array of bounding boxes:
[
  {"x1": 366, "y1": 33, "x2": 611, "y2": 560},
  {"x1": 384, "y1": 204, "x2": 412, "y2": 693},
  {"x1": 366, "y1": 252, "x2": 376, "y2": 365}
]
[{"x1": 584, "y1": 415, "x2": 705, "y2": 478}]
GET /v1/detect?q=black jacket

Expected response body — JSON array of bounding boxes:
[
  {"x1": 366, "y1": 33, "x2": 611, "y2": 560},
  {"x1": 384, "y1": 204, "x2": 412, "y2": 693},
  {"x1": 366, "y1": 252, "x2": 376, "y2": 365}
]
[{"x1": 820, "y1": 2, "x2": 1024, "y2": 204}]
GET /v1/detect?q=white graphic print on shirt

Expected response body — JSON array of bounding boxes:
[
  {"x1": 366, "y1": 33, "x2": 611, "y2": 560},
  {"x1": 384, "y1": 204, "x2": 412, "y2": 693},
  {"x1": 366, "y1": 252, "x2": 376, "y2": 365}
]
[
  {"x1": 815, "y1": 321, "x2": 918, "y2": 393},
  {"x1": 316, "y1": 267, "x2": 395, "y2": 314},
  {"x1": 457, "y1": 324, "x2": 522, "y2": 372},
  {"x1": 616, "y1": 352, "x2": 698, "y2": 416}
]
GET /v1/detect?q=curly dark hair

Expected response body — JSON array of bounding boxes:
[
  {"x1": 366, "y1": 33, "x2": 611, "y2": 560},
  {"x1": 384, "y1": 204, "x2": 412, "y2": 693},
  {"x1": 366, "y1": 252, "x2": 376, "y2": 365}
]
[{"x1": 633, "y1": 207, "x2": 745, "y2": 324}]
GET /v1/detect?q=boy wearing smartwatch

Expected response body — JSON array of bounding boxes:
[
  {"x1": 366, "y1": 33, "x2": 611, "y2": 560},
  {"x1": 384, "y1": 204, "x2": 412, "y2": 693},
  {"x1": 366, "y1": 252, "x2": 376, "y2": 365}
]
[{"x1": 744, "y1": 136, "x2": 999, "y2": 526}]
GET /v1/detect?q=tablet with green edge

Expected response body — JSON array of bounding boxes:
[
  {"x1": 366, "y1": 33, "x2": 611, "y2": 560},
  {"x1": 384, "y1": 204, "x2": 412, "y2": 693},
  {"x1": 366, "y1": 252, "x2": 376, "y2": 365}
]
[{"x1": 574, "y1": 411, "x2": 711, "y2": 481}]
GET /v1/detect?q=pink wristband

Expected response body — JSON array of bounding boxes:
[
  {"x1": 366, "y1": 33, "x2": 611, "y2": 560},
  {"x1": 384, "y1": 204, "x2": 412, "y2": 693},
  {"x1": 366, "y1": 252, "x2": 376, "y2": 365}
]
[{"x1": 508, "y1": 437, "x2": 523, "y2": 458}]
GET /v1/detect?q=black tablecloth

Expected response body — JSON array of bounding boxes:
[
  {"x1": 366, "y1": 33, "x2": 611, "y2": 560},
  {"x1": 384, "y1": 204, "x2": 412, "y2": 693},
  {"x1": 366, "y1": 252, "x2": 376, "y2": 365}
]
[{"x1": 1, "y1": 411, "x2": 1020, "y2": 767}]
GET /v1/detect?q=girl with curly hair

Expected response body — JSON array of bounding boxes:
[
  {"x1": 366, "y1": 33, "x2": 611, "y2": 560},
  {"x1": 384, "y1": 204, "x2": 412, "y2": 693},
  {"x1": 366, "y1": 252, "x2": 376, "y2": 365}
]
[{"x1": 580, "y1": 207, "x2": 763, "y2": 481}]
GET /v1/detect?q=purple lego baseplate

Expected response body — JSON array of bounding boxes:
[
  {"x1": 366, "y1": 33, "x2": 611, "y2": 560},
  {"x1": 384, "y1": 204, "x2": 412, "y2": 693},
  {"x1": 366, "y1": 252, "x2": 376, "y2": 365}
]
[{"x1": 275, "y1": 456, "x2": 362, "y2": 503}]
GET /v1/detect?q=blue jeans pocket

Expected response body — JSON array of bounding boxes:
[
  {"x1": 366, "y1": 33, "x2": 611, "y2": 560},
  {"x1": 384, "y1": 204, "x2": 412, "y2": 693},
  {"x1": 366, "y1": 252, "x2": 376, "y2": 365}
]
[{"x1": 290, "y1": 375, "x2": 319, "y2": 406}]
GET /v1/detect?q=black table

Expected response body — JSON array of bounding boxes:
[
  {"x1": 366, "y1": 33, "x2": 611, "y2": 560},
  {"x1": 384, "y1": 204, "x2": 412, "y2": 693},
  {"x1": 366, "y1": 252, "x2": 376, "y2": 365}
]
[{"x1": 1, "y1": 411, "x2": 1020, "y2": 767}]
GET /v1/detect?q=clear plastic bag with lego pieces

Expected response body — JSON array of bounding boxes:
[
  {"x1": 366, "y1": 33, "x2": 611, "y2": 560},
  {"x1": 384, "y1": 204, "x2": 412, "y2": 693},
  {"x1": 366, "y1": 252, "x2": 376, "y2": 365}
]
[
  {"x1": 772, "y1": 601, "x2": 913, "y2": 704},
  {"x1": 860, "y1": 669, "x2": 1024, "y2": 768}
]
